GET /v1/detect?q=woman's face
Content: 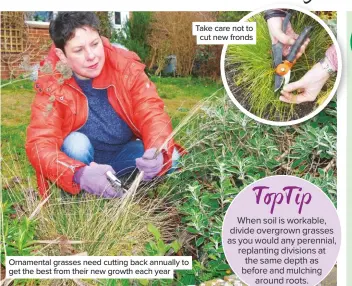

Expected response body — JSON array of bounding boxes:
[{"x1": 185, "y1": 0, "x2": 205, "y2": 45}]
[{"x1": 57, "y1": 26, "x2": 105, "y2": 80}]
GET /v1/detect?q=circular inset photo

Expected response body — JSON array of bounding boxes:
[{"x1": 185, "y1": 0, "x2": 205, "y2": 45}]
[{"x1": 221, "y1": 7, "x2": 341, "y2": 125}]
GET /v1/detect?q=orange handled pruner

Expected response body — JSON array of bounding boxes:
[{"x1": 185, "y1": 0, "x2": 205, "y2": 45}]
[{"x1": 272, "y1": 11, "x2": 312, "y2": 92}]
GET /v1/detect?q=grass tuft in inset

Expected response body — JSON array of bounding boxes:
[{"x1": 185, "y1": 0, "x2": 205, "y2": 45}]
[{"x1": 225, "y1": 12, "x2": 334, "y2": 121}]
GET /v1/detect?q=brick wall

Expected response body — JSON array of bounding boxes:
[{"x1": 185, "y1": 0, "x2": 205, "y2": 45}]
[{"x1": 1, "y1": 24, "x2": 52, "y2": 80}]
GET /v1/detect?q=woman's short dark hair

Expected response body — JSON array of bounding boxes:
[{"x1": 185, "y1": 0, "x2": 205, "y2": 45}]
[{"x1": 49, "y1": 12, "x2": 100, "y2": 52}]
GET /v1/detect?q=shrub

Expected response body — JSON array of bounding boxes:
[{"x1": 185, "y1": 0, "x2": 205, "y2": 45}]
[
  {"x1": 192, "y1": 12, "x2": 249, "y2": 80},
  {"x1": 163, "y1": 92, "x2": 336, "y2": 283},
  {"x1": 95, "y1": 12, "x2": 114, "y2": 39},
  {"x1": 112, "y1": 12, "x2": 152, "y2": 63},
  {"x1": 148, "y1": 12, "x2": 215, "y2": 76}
]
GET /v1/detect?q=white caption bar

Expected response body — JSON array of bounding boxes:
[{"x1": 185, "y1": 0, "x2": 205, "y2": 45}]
[
  {"x1": 192, "y1": 22, "x2": 256, "y2": 45},
  {"x1": 6, "y1": 256, "x2": 193, "y2": 279}
]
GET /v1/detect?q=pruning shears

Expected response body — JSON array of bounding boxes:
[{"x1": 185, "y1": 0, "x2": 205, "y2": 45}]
[
  {"x1": 272, "y1": 11, "x2": 312, "y2": 92},
  {"x1": 106, "y1": 171, "x2": 128, "y2": 194},
  {"x1": 105, "y1": 148, "x2": 162, "y2": 194}
]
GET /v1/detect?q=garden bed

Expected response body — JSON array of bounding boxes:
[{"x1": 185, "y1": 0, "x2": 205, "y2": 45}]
[{"x1": 1, "y1": 77, "x2": 336, "y2": 285}]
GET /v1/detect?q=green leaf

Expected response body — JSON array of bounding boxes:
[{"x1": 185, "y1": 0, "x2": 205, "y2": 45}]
[
  {"x1": 208, "y1": 254, "x2": 217, "y2": 260},
  {"x1": 216, "y1": 263, "x2": 231, "y2": 270},
  {"x1": 216, "y1": 247, "x2": 224, "y2": 253},
  {"x1": 170, "y1": 240, "x2": 181, "y2": 253},
  {"x1": 186, "y1": 227, "x2": 199, "y2": 234},
  {"x1": 177, "y1": 271, "x2": 196, "y2": 285},
  {"x1": 139, "y1": 279, "x2": 149, "y2": 286},
  {"x1": 121, "y1": 279, "x2": 130, "y2": 286},
  {"x1": 147, "y1": 223, "x2": 161, "y2": 240},
  {"x1": 196, "y1": 237, "x2": 205, "y2": 247},
  {"x1": 318, "y1": 168, "x2": 325, "y2": 176},
  {"x1": 291, "y1": 158, "x2": 304, "y2": 169},
  {"x1": 298, "y1": 164, "x2": 306, "y2": 173},
  {"x1": 157, "y1": 239, "x2": 167, "y2": 255},
  {"x1": 3, "y1": 246, "x2": 18, "y2": 256}
]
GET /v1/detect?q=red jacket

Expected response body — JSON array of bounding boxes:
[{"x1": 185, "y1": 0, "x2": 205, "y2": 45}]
[{"x1": 26, "y1": 37, "x2": 176, "y2": 197}]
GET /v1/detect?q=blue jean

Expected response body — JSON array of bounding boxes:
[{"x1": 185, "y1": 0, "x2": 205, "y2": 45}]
[{"x1": 61, "y1": 132, "x2": 179, "y2": 177}]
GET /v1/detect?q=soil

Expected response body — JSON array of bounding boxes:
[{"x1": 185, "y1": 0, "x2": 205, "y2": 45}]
[{"x1": 224, "y1": 59, "x2": 316, "y2": 122}]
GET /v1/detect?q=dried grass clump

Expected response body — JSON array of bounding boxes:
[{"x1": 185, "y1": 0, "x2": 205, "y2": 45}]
[
  {"x1": 2, "y1": 171, "x2": 179, "y2": 259},
  {"x1": 35, "y1": 194, "x2": 178, "y2": 256}
]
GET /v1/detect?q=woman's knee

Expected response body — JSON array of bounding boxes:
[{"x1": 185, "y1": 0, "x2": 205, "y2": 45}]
[{"x1": 61, "y1": 132, "x2": 94, "y2": 165}]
